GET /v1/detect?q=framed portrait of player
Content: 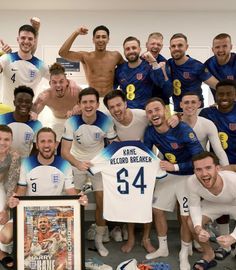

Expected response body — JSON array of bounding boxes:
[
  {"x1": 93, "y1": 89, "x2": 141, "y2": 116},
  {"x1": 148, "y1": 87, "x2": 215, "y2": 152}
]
[{"x1": 13, "y1": 195, "x2": 85, "y2": 270}]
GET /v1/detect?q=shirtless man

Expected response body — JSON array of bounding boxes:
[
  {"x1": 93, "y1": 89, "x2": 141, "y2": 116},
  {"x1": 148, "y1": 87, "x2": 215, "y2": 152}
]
[
  {"x1": 0, "y1": 125, "x2": 20, "y2": 269},
  {"x1": 59, "y1": 25, "x2": 124, "y2": 98},
  {"x1": 32, "y1": 62, "x2": 81, "y2": 145}
]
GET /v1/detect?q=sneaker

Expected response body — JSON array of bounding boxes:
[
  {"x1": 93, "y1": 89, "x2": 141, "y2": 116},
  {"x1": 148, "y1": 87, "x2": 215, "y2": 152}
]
[
  {"x1": 110, "y1": 226, "x2": 123, "y2": 242},
  {"x1": 122, "y1": 224, "x2": 128, "y2": 241},
  {"x1": 85, "y1": 258, "x2": 112, "y2": 270},
  {"x1": 86, "y1": 224, "x2": 110, "y2": 242},
  {"x1": 117, "y1": 259, "x2": 139, "y2": 270}
]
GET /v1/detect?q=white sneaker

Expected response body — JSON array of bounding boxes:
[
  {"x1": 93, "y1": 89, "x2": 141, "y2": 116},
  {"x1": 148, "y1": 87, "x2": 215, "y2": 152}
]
[
  {"x1": 122, "y1": 224, "x2": 128, "y2": 241},
  {"x1": 110, "y1": 226, "x2": 123, "y2": 242},
  {"x1": 85, "y1": 258, "x2": 112, "y2": 270},
  {"x1": 87, "y1": 224, "x2": 110, "y2": 242}
]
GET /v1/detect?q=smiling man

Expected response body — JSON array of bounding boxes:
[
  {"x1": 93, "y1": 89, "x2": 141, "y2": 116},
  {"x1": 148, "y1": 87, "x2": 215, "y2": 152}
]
[
  {"x1": 0, "y1": 86, "x2": 42, "y2": 157},
  {"x1": 59, "y1": 25, "x2": 123, "y2": 98},
  {"x1": 187, "y1": 151, "x2": 236, "y2": 270},
  {"x1": 143, "y1": 97, "x2": 203, "y2": 270},
  {"x1": 167, "y1": 33, "x2": 218, "y2": 112},
  {"x1": 0, "y1": 24, "x2": 49, "y2": 108},
  {"x1": 205, "y1": 33, "x2": 236, "y2": 100},
  {"x1": 61, "y1": 87, "x2": 117, "y2": 257}
]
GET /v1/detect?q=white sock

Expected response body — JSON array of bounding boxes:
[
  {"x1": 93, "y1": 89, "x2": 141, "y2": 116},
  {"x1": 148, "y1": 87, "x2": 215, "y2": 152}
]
[
  {"x1": 179, "y1": 241, "x2": 191, "y2": 270},
  {"x1": 145, "y1": 236, "x2": 169, "y2": 260}
]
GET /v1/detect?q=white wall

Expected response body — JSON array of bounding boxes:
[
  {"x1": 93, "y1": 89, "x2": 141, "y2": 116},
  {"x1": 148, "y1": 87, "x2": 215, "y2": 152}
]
[
  {"x1": 0, "y1": 9, "x2": 235, "y2": 110},
  {"x1": 1, "y1": 10, "x2": 235, "y2": 59}
]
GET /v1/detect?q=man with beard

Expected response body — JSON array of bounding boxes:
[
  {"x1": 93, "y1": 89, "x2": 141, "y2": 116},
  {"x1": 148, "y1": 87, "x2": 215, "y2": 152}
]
[
  {"x1": 200, "y1": 79, "x2": 236, "y2": 259},
  {"x1": 59, "y1": 25, "x2": 123, "y2": 102},
  {"x1": 205, "y1": 33, "x2": 236, "y2": 100},
  {"x1": 167, "y1": 33, "x2": 218, "y2": 112},
  {"x1": 0, "y1": 24, "x2": 49, "y2": 108},
  {"x1": 187, "y1": 151, "x2": 236, "y2": 270},
  {"x1": 115, "y1": 36, "x2": 172, "y2": 109},
  {"x1": 8, "y1": 127, "x2": 88, "y2": 270},
  {"x1": 0, "y1": 86, "x2": 42, "y2": 157},
  {"x1": 144, "y1": 97, "x2": 203, "y2": 270},
  {"x1": 32, "y1": 62, "x2": 81, "y2": 147}
]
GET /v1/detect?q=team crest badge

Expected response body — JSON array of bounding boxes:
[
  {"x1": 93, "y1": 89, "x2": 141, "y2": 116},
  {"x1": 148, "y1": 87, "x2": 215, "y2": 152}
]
[
  {"x1": 189, "y1": 132, "x2": 195, "y2": 139},
  {"x1": 170, "y1": 143, "x2": 179, "y2": 149},
  {"x1": 229, "y1": 123, "x2": 236, "y2": 131},
  {"x1": 136, "y1": 73, "x2": 143, "y2": 80},
  {"x1": 204, "y1": 67, "x2": 209, "y2": 73},
  {"x1": 183, "y1": 72, "x2": 191, "y2": 79},
  {"x1": 51, "y1": 174, "x2": 60, "y2": 184}
]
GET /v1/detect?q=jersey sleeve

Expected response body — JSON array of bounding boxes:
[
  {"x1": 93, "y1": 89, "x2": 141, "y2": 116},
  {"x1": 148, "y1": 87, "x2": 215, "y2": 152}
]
[
  {"x1": 177, "y1": 125, "x2": 203, "y2": 172},
  {"x1": 143, "y1": 128, "x2": 154, "y2": 151},
  {"x1": 204, "y1": 118, "x2": 229, "y2": 166},
  {"x1": 187, "y1": 176, "x2": 202, "y2": 227},
  {"x1": 62, "y1": 118, "x2": 74, "y2": 141},
  {"x1": 197, "y1": 61, "x2": 213, "y2": 82},
  {"x1": 63, "y1": 162, "x2": 75, "y2": 190},
  {"x1": 32, "y1": 120, "x2": 43, "y2": 143},
  {"x1": 105, "y1": 118, "x2": 117, "y2": 140},
  {"x1": 18, "y1": 160, "x2": 28, "y2": 187}
]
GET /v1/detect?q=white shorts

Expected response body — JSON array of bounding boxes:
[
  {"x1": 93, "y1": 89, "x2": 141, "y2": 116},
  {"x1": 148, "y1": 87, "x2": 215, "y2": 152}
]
[
  {"x1": 72, "y1": 167, "x2": 103, "y2": 191},
  {"x1": 201, "y1": 200, "x2": 236, "y2": 221},
  {"x1": 50, "y1": 116, "x2": 66, "y2": 142},
  {"x1": 152, "y1": 174, "x2": 190, "y2": 216}
]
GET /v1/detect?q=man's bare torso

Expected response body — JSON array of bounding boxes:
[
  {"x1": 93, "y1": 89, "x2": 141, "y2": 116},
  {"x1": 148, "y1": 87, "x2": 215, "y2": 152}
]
[{"x1": 82, "y1": 50, "x2": 123, "y2": 96}]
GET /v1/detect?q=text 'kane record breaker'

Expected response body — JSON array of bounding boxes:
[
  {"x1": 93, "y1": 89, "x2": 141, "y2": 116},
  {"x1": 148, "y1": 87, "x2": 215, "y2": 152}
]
[{"x1": 90, "y1": 140, "x2": 167, "y2": 223}]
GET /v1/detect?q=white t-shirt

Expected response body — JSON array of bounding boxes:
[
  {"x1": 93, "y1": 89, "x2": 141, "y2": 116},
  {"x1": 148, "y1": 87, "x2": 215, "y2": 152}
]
[
  {"x1": 193, "y1": 117, "x2": 229, "y2": 166},
  {"x1": 0, "y1": 112, "x2": 42, "y2": 157},
  {"x1": 187, "y1": 170, "x2": 236, "y2": 228},
  {"x1": 112, "y1": 109, "x2": 148, "y2": 141},
  {"x1": 90, "y1": 141, "x2": 166, "y2": 223},
  {"x1": 0, "y1": 52, "x2": 49, "y2": 107},
  {"x1": 18, "y1": 155, "x2": 74, "y2": 196},
  {"x1": 62, "y1": 110, "x2": 117, "y2": 161}
]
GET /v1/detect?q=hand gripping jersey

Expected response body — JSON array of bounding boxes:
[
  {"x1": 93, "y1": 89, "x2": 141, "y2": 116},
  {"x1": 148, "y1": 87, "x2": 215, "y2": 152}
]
[
  {"x1": 90, "y1": 141, "x2": 167, "y2": 223},
  {"x1": 167, "y1": 56, "x2": 212, "y2": 112},
  {"x1": 18, "y1": 155, "x2": 74, "y2": 196},
  {"x1": 200, "y1": 104, "x2": 236, "y2": 164},
  {"x1": 0, "y1": 52, "x2": 49, "y2": 107},
  {"x1": 0, "y1": 112, "x2": 42, "y2": 157}
]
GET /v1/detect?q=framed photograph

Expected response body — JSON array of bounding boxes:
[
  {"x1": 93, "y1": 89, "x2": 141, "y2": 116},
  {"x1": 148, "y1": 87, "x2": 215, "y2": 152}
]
[{"x1": 13, "y1": 195, "x2": 84, "y2": 270}]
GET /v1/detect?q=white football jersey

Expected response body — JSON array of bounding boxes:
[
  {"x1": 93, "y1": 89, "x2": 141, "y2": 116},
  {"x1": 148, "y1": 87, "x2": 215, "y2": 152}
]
[
  {"x1": 90, "y1": 141, "x2": 166, "y2": 223},
  {"x1": 18, "y1": 156, "x2": 74, "y2": 196}
]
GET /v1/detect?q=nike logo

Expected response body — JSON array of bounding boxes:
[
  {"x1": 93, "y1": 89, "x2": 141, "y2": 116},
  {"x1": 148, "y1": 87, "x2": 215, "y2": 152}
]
[
  {"x1": 30, "y1": 177, "x2": 37, "y2": 181},
  {"x1": 120, "y1": 259, "x2": 134, "y2": 270}
]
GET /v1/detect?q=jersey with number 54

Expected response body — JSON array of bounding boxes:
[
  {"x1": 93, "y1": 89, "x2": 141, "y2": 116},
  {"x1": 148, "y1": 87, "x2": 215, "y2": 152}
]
[{"x1": 90, "y1": 141, "x2": 167, "y2": 223}]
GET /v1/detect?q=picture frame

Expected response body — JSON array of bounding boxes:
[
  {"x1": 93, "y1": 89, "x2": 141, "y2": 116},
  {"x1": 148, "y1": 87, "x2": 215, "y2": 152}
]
[{"x1": 13, "y1": 195, "x2": 84, "y2": 270}]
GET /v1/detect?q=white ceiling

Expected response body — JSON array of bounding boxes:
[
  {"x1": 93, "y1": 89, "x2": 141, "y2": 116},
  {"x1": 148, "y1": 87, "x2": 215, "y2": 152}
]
[{"x1": 2, "y1": 0, "x2": 236, "y2": 11}]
